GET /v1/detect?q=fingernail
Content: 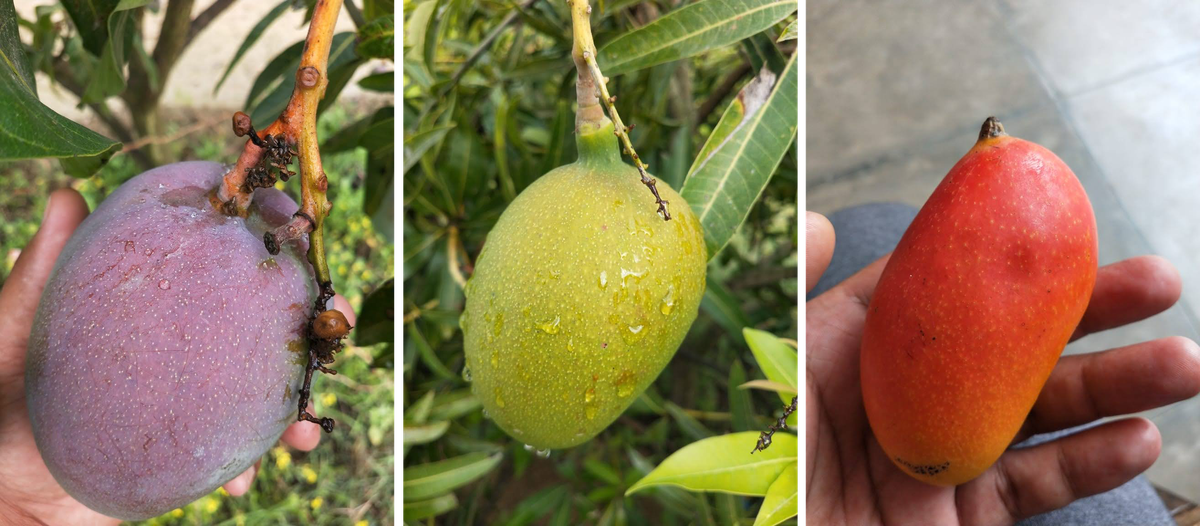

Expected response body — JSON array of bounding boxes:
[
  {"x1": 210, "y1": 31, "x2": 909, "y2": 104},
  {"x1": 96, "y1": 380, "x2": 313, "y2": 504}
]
[{"x1": 42, "y1": 193, "x2": 55, "y2": 224}]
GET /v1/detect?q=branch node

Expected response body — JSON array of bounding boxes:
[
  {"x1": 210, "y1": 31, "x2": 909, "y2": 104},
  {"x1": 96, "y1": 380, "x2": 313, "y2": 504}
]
[{"x1": 298, "y1": 66, "x2": 320, "y2": 89}]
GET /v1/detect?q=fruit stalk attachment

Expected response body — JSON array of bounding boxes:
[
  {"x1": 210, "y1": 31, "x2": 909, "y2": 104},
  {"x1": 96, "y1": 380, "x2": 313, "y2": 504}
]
[
  {"x1": 568, "y1": 0, "x2": 671, "y2": 221},
  {"x1": 751, "y1": 396, "x2": 797, "y2": 454},
  {"x1": 215, "y1": 0, "x2": 347, "y2": 432}
]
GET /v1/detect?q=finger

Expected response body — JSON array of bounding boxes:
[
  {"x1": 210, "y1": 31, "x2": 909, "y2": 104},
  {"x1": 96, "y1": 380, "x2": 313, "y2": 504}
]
[
  {"x1": 333, "y1": 294, "x2": 356, "y2": 326},
  {"x1": 1016, "y1": 337, "x2": 1200, "y2": 441},
  {"x1": 281, "y1": 402, "x2": 323, "y2": 451},
  {"x1": 957, "y1": 418, "x2": 1160, "y2": 524},
  {"x1": 0, "y1": 189, "x2": 90, "y2": 343},
  {"x1": 805, "y1": 212, "x2": 835, "y2": 293},
  {"x1": 223, "y1": 459, "x2": 260, "y2": 496},
  {"x1": 1071, "y1": 256, "x2": 1180, "y2": 341}
]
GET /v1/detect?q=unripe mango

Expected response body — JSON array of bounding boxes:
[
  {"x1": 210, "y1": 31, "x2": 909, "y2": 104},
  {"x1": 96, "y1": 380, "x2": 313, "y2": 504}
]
[
  {"x1": 860, "y1": 117, "x2": 1098, "y2": 486},
  {"x1": 462, "y1": 121, "x2": 707, "y2": 451}
]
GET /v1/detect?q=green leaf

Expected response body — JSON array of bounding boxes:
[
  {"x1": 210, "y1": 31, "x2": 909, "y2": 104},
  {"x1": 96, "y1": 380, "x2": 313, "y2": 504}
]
[
  {"x1": 404, "y1": 0, "x2": 437, "y2": 77},
  {"x1": 626, "y1": 432, "x2": 796, "y2": 497},
  {"x1": 596, "y1": 0, "x2": 795, "y2": 75},
  {"x1": 59, "y1": 0, "x2": 119, "y2": 56},
  {"x1": 743, "y1": 329, "x2": 798, "y2": 426},
  {"x1": 355, "y1": 278, "x2": 393, "y2": 346},
  {"x1": 403, "y1": 452, "x2": 503, "y2": 501},
  {"x1": 729, "y1": 360, "x2": 756, "y2": 432},
  {"x1": 81, "y1": 0, "x2": 151, "y2": 104},
  {"x1": 738, "y1": 379, "x2": 797, "y2": 395},
  {"x1": 403, "y1": 493, "x2": 458, "y2": 520},
  {"x1": 538, "y1": 100, "x2": 574, "y2": 175},
  {"x1": 245, "y1": 40, "x2": 305, "y2": 128},
  {"x1": 682, "y1": 52, "x2": 798, "y2": 259},
  {"x1": 403, "y1": 420, "x2": 451, "y2": 445},
  {"x1": 356, "y1": 14, "x2": 394, "y2": 60},
  {"x1": 358, "y1": 71, "x2": 393, "y2": 92},
  {"x1": 428, "y1": 389, "x2": 481, "y2": 421},
  {"x1": 364, "y1": 0, "x2": 393, "y2": 21},
  {"x1": 493, "y1": 93, "x2": 516, "y2": 201},
  {"x1": 665, "y1": 402, "x2": 713, "y2": 441},
  {"x1": 584, "y1": 459, "x2": 622, "y2": 486},
  {"x1": 701, "y1": 277, "x2": 752, "y2": 336},
  {"x1": 321, "y1": 113, "x2": 373, "y2": 154},
  {"x1": 742, "y1": 32, "x2": 786, "y2": 75},
  {"x1": 403, "y1": 124, "x2": 454, "y2": 174},
  {"x1": 362, "y1": 107, "x2": 395, "y2": 218},
  {"x1": 409, "y1": 390, "x2": 437, "y2": 424},
  {"x1": 214, "y1": 0, "x2": 291, "y2": 94},
  {"x1": 753, "y1": 463, "x2": 798, "y2": 526},
  {"x1": 316, "y1": 37, "x2": 365, "y2": 116},
  {"x1": 777, "y1": 19, "x2": 797, "y2": 42},
  {"x1": 0, "y1": 0, "x2": 120, "y2": 176},
  {"x1": 407, "y1": 322, "x2": 456, "y2": 380}
]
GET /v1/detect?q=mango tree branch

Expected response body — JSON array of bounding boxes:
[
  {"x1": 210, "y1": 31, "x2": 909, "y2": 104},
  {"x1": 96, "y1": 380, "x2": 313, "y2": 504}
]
[{"x1": 568, "y1": 0, "x2": 671, "y2": 220}]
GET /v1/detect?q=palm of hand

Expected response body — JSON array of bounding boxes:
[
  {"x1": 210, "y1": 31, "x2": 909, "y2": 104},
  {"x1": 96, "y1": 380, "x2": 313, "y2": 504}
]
[{"x1": 805, "y1": 223, "x2": 1200, "y2": 526}]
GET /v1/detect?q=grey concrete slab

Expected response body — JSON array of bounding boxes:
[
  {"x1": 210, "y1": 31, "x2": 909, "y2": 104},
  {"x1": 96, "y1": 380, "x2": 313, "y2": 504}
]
[
  {"x1": 998, "y1": 0, "x2": 1200, "y2": 96},
  {"x1": 807, "y1": 0, "x2": 1053, "y2": 182}
]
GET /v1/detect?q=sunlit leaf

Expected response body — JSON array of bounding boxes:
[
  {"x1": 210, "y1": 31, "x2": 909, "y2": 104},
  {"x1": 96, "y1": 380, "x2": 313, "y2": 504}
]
[
  {"x1": 752, "y1": 463, "x2": 797, "y2": 526},
  {"x1": 682, "y1": 52, "x2": 797, "y2": 259},
  {"x1": 777, "y1": 20, "x2": 797, "y2": 42},
  {"x1": 403, "y1": 420, "x2": 451, "y2": 445},
  {"x1": 626, "y1": 432, "x2": 796, "y2": 497},
  {"x1": 403, "y1": 493, "x2": 458, "y2": 520},
  {"x1": 597, "y1": 0, "x2": 795, "y2": 75},
  {"x1": 214, "y1": 0, "x2": 291, "y2": 94},
  {"x1": 404, "y1": 452, "x2": 503, "y2": 501}
]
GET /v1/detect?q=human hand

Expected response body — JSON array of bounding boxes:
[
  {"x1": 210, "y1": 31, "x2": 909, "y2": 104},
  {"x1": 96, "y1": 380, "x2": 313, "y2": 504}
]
[
  {"x1": 805, "y1": 211, "x2": 1200, "y2": 525},
  {"x1": 0, "y1": 189, "x2": 340, "y2": 522}
]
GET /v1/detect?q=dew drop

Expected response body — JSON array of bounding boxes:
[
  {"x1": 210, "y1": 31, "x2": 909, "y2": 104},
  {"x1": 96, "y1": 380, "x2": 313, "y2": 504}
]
[
  {"x1": 618, "y1": 382, "x2": 634, "y2": 398},
  {"x1": 536, "y1": 315, "x2": 561, "y2": 334},
  {"x1": 599, "y1": 271, "x2": 608, "y2": 289},
  {"x1": 536, "y1": 449, "x2": 551, "y2": 458},
  {"x1": 523, "y1": 443, "x2": 535, "y2": 452},
  {"x1": 550, "y1": 269, "x2": 562, "y2": 280},
  {"x1": 623, "y1": 324, "x2": 647, "y2": 344},
  {"x1": 461, "y1": 367, "x2": 473, "y2": 382},
  {"x1": 482, "y1": 408, "x2": 490, "y2": 419},
  {"x1": 660, "y1": 285, "x2": 676, "y2": 316},
  {"x1": 585, "y1": 406, "x2": 597, "y2": 420},
  {"x1": 620, "y1": 268, "x2": 645, "y2": 287},
  {"x1": 567, "y1": 337, "x2": 575, "y2": 352},
  {"x1": 158, "y1": 279, "x2": 171, "y2": 290},
  {"x1": 585, "y1": 387, "x2": 596, "y2": 403}
]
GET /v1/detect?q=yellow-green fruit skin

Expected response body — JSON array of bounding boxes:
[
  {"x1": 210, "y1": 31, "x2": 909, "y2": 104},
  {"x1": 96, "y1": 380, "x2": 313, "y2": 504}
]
[{"x1": 463, "y1": 124, "x2": 706, "y2": 450}]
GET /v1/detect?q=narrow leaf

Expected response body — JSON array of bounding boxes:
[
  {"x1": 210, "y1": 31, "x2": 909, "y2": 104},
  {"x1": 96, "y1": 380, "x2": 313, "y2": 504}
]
[
  {"x1": 403, "y1": 452, "x2": 503, "y2": 501},
  {"x1": 777, "y1": 20, "x2": 797, "y2": 42},
  {"x1": 597, "y1": 0, "x2": 795, "y2": 75},
  {"x1": 682, "y1": 53, "x2": 798, "y2": 259},
  {"x1": 59, "y1": 0, "x2": 119, "y2": 56},
  {"x1": 429, "y1": 389, "x2": 481, "y2": 421},
  {"x1": 215, "y1": 0, "x2": 291, "y2": 94},
  {"x1": 403, "y1": 420, "x2": 451, "y2": 445},
  {"x1": 403, "y1": 493, "x2": 459, "y2": 520},
  {"x1": 729, "y1": 360, "x2": 756, "y2": 432},
  {"x1": 752, "y1": 464, "x2": 798, "y2": 526},
  {"x1": 359, "y1": 71, "x2": 394, "y2": 92},
  {"x1": 738, "y1": 379, "x2": 797, "y2": 395},
  {"x1": 626, "y1": 432, "x2": 796, "y2": 497},
  {"x1": 0, "y1": 0, "x2": 119, "y2": 176},
  {"x1": 743, "y1": 329, "x2": 798, "y2": 426},
  {"x1": 81, "y1": 0, "x2": 151, "y2": 104},
  {"x1": 701, "y1": 277, "x2": 752, "y2": 336}
]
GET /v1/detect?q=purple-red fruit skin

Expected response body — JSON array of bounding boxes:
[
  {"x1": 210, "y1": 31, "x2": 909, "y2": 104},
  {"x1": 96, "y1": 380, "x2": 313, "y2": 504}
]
[{"x1": 25, "y1": 161, "x2": 315, "y2": 520}]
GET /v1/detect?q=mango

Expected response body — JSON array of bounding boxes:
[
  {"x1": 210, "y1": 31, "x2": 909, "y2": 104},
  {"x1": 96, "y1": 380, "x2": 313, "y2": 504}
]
[{"x1": 860, "y1": 117, "x2": 1098, "y2": 486}]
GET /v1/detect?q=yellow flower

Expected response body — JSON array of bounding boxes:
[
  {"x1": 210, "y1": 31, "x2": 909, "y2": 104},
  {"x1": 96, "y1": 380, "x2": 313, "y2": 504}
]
[
  {"x1": 301, "y1": 465, "x2": 318, "y2": 484},
  {"x1": 322, "y1": 393, "x2": 337, "y2": 407},
  {"x1": 218, "y1": 487, "x2": 229, "y2": 496},
  {"x1": 355, "y1": 521, "x2": 369, "y2": 526},
  {"x1": 235, "y1": 515, "x2": 246, "y2": 526},
  {"x1": 310, "y1": 497, "x2": 323, "y2": 510},
  {"x1": 338, "y1": 264, "x2": 348, "y2": 276},
  {"x1": 274, "y1": 180, "x2": 285, "y2": 190},
  {"x1": 273, "y1": 446, "x2": 292, "y2": 470},
  {"x1": 170, "y1": 509, "x2": 184, "y2": 518},
  {"x1": 204, "y1": 497, "x2": 220, "y2": 513}
]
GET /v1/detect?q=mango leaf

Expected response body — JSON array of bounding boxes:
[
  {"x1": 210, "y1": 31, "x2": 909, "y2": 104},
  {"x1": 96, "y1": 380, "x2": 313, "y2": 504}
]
[
  {"x1": 355, "y1": 278, "x2": 393, "y2": 346},
  {"x1": 364, "y1": 0, "x2": 393, "y2": 21},
  {"x1": 403, "y1": 124, "x2": 454, "y2": 174},
  {"x1": 214, "y1": 0, "x2": 291, "y2": 94},
  {"x1": 701, "y1": 277, "x2": 752, "y2": 336},
  {"x1": 743, "y1": 328, "x2": 798, "y2": 428},
  {"x1": 503, "y1": 486, "x2": 569, "y2": 525},
  {"x1": 407, "y1": 322, "x2": 456, "y2": 380},
  {"x1": 626, "y1": 432, "x2": 796, "y2": 496},
  {"x1": 403, "y1": 420, "x2": 451, "y2": 445},
  {"x1": 596, "y1": 0, "x2": 795, "y2": 75},
  {"x1": 81, "y1": 0, "x2": 150, "y2": 104},
  {"x1": 358, "y1": 71, "x2": 393, "y2": 92},
  {"x1": 321, "y1": 113, "x2": 373, "y2": 154},
  {"x1": 777, "y1": 19, "x2": 797, "y2": 42},
  {"x1": 59, "y1": 0, "x2": 119, "y2": 56},
  {"x1": 665, "y1": 402, "x2": 713, "y2": 441},
  {"x1": 408, "y1": 390, "x2": 437, "y2": 424},
  {"x1": 361, "y1": 106, "x2": 394, "y2": 218},
  {"x1": 742, "y1": 31, "x2": 786, "y2": 76},
  {"x1": 428, "y1": 389, "x2": 481, "y2": 421},
  {"x1": 404, "y1": 0, "x2": 437, "y2": 78},
  {"x1": 403, "y1": 493, "x2": 458, "y2": 520},
  {"x1": 247, "y1": 32, "x2": 357, "y2": 127},
  {"x1": 316, "y1": 37, "x2": 365, "y2": 115},
  {"x1": 0, "y1": 1, "x2": 119, "y2": 176},
  {"x1": 356, "y1": 14, "x2": 394, "y2": 60},
  {"x1": 753, "y1": 463, "x2": 798, "y2": 526},
  {"x1": 682, "y1": 52, "x2": 797, "y2": 259},
  {"x1": 403, "y1": 452, "x2": 503, "y2": 501},
  {"x1": 738, "y1": 379, "x2": 797, "y2": 395},
  {"x1": 729, "y1": 360, "x2": 756, "y2": 432}
]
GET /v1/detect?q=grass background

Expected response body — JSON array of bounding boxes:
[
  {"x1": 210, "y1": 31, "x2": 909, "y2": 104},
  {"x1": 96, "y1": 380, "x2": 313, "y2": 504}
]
[{"x1": 0, "y1": 104, "x2": 395, "y2": 526}]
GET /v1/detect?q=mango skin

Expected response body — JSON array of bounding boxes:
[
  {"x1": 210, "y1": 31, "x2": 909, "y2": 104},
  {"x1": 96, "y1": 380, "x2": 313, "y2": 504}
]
[
  {"x1": 462, "y1": 128, "x2": 707, "y2": 450},
  {"x1": 860, "y1": 125, "x2": 1098, "y2": 486},
  {"x1": 26, "y1": 162, "x2": 315, "y2": 520}
]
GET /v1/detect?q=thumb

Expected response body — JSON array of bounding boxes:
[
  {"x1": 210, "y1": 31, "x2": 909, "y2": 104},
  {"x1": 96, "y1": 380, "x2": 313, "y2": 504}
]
[
  {"x1": 806, "y1": 211, "x2": 835, "y2": 293},
  {"x1": 0, "y1": 189, "x2": 90, "y2": 350}
]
